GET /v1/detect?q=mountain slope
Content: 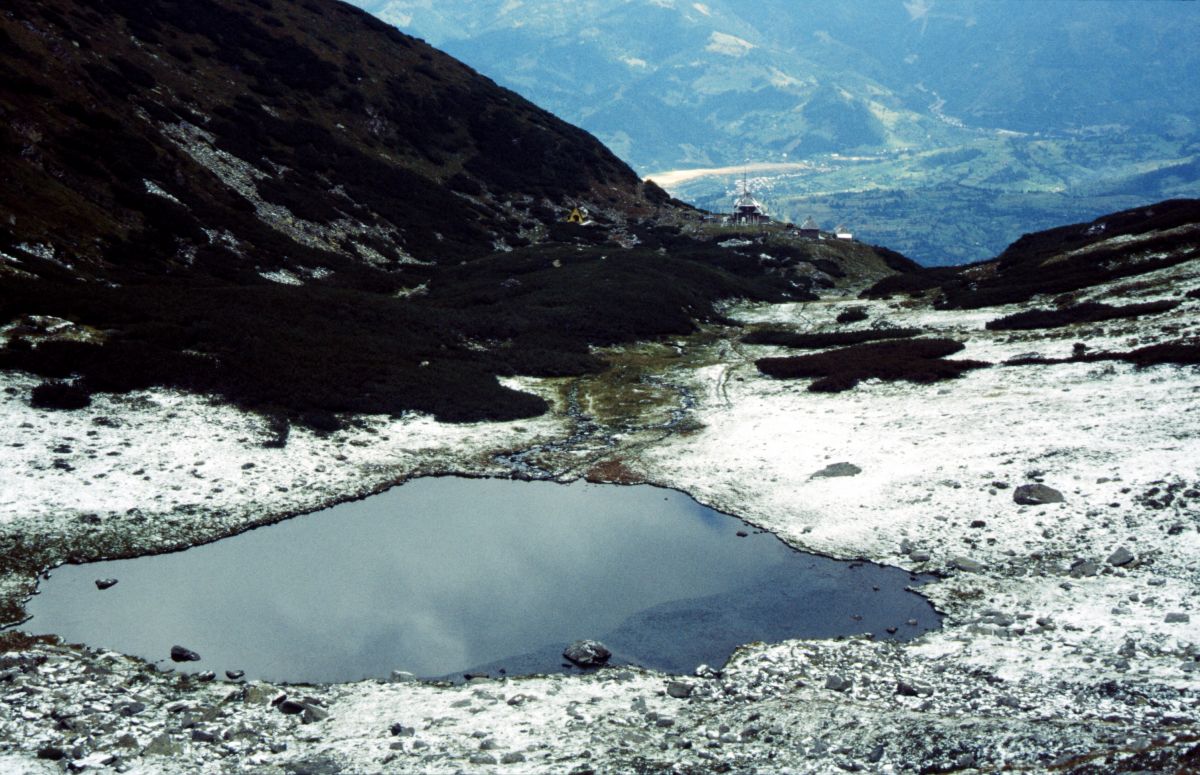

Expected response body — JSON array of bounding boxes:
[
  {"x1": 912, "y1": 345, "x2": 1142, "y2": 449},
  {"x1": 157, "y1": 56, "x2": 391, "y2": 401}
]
[{"x1": 0, "y1": 0, "x2": 666, "y2": 287}]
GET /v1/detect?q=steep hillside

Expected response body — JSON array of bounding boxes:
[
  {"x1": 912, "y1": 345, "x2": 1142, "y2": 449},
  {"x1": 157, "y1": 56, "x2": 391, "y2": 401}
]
[
  {"x1": 0, "y1": 0, "x2": 670, "y2": 285},
  {"x1": 863, "y1": 198, "x2": 1200, "y2": 307}
]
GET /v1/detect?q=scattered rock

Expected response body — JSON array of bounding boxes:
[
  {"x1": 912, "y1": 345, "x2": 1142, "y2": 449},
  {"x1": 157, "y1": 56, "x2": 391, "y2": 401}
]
[
  {"x1": 909, "y1": 550, "x2": 931, "y2": 563},
  {"x1": 811, "y1": 462, "x2": 862, "y2": 479},
  {"x1": 501, "y1": 752, "x2": 527, "y2": 764},
  {"x1": 143, "y1": 733, "x2": 182, "y2": 757},
  {"x1": 191, "y1": 729, "x2": 217, "y2": 743},
  {"x1": 94, "y1": 578, "x2": 118, "y2": 590},
  {"x1": 118, "y1": 701, "x2": 146, "y2": 716},
  {"x1": 36, "y1": 746, "x2": 65, "y2": 761},
  {"x1": 469, "y1": 753, "x2": 498, "y2": 766},
  {"x1": 279, "y1": 699, "x2": 306, "y2": 715},
  {"x1": 170, "y1": 645, "x2": 201, "y2": 662},
  {"x1": 225, "y1": 670, "x2": 245, "y2": 680},
  {"x1": 1069, "y1": 559, "x2": 1100, "y2": 578},
  {"x1": 563, "y1": 640, "x2": 611, "y2": 668},
  {"x1": 824, "y1": 675, "x2": 853, "y2": 692},
  {"x1": 951, "y1": 556, "x2": 984, "y2": 573},
  {"x1": 389, "y1": 670, "x2": 417, "y2": 683},
  {"x1": 666, "y1": 681, "x2": 694, "y2": 699},
  {"x1": 1165, "y1": 613, "x2": 1191, "y2": 624},
  {"x1": 390, "y1": 723, "x2": 415, "y2": 737},
  {"x1": 1108, "y1": 547, "x2": 1135, "y2": 566},
  {"x1": 303, "y1": 704, "x2": 330, "y2": 724},
  {"x1": 1013, "y1": 484, "x2": 1064, "y2": 505}
]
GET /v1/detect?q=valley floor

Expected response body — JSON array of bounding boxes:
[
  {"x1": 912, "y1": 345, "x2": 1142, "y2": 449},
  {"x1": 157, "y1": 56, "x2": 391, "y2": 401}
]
[{"x1": 1, "y1": 259, "x2": 1199, "y2": 773}]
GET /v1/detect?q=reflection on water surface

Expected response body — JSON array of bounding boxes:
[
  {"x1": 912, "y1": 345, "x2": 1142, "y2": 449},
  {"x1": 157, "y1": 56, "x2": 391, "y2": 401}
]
[{"x1": 23, "y1": 478, "x2": 939, "y2": 682}]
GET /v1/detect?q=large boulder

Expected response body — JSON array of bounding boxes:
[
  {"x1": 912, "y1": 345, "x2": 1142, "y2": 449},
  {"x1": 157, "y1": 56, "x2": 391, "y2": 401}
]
[
  {"x1": 562, "y1": 640, "x2": 611, "y2": 668},
  {"x1": 1013, "y1": 484, "x2": 1065, "y2": 505},
  {"x1": 170, "y1": 645, "x2": 201, "y2": 662}
]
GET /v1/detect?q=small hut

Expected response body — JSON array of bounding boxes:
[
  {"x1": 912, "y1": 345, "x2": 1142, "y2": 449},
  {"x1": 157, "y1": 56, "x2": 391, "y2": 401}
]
[
  {"x1": 733, "y1": 191, "x2": 769, "y2": 225},
  {"x1": 834, "y1": 224, "x2": 853, "y2": 240},
  {"x1": 799, "y1": 216, "x2": 820, "y2": 239}
]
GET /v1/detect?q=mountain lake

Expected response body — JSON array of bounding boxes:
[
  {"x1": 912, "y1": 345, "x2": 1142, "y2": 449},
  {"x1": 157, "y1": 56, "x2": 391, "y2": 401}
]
[{"x1": 19, "y1": 478, "x2": 940, "y2": 683}]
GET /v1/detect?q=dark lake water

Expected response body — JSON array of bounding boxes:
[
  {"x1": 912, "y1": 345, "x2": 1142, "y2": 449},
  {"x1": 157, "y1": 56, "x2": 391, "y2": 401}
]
[{"x1": 22, "y1": 478, "x2": 939, "y2": 683}]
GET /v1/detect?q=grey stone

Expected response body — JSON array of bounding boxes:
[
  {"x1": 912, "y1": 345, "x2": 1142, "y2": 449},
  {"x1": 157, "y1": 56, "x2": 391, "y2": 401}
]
[
  {"x1": 1013, "y1": 484, "x2": 1064, "y2": 505},
  {"x1": 143, "y1": 733, "x2": 183, "y2": 757},
  {"x1": 909, "y1": 550, "x2": 932, "y2": 563},
  {"x1": 895, "y1": 680, "x2": 932, "y2": 697},
  {"x1": 191, "y1": 729, "x2": 216, "y2": 743},
  {"x1": 563, "y1": 640, "x2": 611, "y2": 668},
  {"x1": 1108, "y1": 547, "x2": 1135, "y2": 567},
  {"x1": 389, "y1": 670, "x2": 417, "y2": 683},
  {"x1": 279, "y1": 699, "x2": 306, "y2": 715},
  {"x1": 824, "y1": 675, "x2": 853, "y2": 692},
  {"x1": 811, "y1": 462, "x2": 862, "y2": 478},
  {"x1": 95, "y1": 578, "x2": 118, "y2": 590},
  {"x1": 390, "y1": 723, "x2": 415, "y2": 737},
  {"x1": 1165, "y1": 612, "x2": 1191, "y2": 624},
  {"x1": 501, "y1": 752, "x2": 527, "y2": 764},
  {"x1": 951, "y1": 556, "x2": 984, "y2": 573},
  {"x1": 225, "y1": 670, "x2": 245, "y2": 680},
  {"x1": 243, "y1": 683, "x2": 276, "y2": 704},
  {"x1": 303, "y1": 705, "x2": 329, "y2": 724},
  {"x1": 469, "y1": 753, "x2": 498, "y2": 766},
  {"x1": 899, "y1": 539, "x2": 914, "y2": 555},
  {"x1": 118, "y1": 701, "x2": 145, "y2": 716},
  {"x1": 666, "y1": 681, "x2": 694, "y2": 699},
  {"x1": 170, "y1": 645, "x2": 201, "y2": 662},
  {"x1": 1069, "y1": 559, "x2": 1099, "y2": 578}
]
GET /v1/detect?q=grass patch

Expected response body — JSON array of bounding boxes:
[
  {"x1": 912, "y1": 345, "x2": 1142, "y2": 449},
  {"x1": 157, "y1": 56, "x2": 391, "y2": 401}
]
[
  {"x1": 986, "y1": 300, "x2": 1179, "y2": 330},
  {"x1": 741, "y1": 327, "x2": 921, "y2": 349},
  {"x1": 756, "y1": 338, "x2": 989, "y2": 392}
]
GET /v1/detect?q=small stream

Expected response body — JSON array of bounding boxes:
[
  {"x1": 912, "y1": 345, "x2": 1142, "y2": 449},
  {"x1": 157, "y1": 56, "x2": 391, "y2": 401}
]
[{"x1": 21, "y1": 478, "x2": 939, "y2": 683}]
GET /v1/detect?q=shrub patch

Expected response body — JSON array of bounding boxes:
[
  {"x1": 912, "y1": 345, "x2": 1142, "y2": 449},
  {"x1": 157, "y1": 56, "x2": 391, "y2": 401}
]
[
  {"x1": 756, "y1": 338, "x2": 989, "y2": 392},
  {"x1": 986, "y1": 300, "x2": 1180, "y2": 331},
  {"x1": 741, "y1": 328, "x2": 921, "y2": 349}
]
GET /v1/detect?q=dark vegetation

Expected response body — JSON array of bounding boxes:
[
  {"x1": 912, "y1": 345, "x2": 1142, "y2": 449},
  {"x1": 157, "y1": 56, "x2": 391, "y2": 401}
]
[
  {"x1": 986, "y1": 300, "x2": 1180, "y2": 331},
  {"x1": 1005, "y1": 339, "x2": 1200, "y2": 369},
  {"x1": 0, "y1": 245, "x2": 790, "y2": 423},
  {"x1": 741, "y1": 328, "x2": 921, "y2": 349},
  {"x1": 29, "y1": 380, "x2": 91, "y2": 410},
  {"x1": 861, "y1": 200, "x2": 1200, "y2": 308},
  {"x1": 836, "y1": 307, "x2": 869, "y2": 324},
  {"x1": 756, "y1": 339, "x2": 989, "y2": 392}
]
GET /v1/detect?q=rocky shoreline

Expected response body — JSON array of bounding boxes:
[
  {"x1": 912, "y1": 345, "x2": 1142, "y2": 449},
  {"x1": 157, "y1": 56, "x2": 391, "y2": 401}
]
[{"x1": 2, "y1": 257, "x2": 1199, "y2": 773}]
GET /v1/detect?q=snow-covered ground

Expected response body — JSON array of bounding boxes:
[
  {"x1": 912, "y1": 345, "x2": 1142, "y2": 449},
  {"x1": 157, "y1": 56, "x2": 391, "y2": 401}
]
[{"x1": 1, "y1": 258, "x2": 1198, "y2": 773}]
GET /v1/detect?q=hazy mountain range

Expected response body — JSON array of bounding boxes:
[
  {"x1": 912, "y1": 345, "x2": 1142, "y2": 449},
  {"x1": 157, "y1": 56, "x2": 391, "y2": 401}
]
[{"x1": 353, "y1": 0, "x2": 1200, "y2": 263}]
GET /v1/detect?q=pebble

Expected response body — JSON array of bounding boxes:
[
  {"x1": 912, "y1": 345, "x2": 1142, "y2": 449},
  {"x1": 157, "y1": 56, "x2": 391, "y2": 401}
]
[{"x1": 94, "y1": 578, "x2": 118, "y2": 590}]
